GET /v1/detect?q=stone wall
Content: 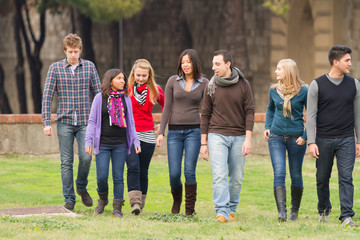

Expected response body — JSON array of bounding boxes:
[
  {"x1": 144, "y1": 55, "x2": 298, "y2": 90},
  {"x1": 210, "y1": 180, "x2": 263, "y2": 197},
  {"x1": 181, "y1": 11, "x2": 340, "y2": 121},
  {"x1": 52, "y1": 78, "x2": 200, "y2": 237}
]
[{"x1": 0, "y1": 114, "x2": 269, "y2": 156}]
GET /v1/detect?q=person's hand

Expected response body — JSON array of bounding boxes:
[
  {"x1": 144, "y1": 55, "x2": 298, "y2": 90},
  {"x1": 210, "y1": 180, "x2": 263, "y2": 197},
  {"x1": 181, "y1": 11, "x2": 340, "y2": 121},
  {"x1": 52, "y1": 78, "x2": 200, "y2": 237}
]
[
  {"x1": 85, "y1": 146, "x2": 92, "y2": 155},
  {"x1": 263, "y1": 129, "x2": 270, "y2": 142},
  {"x1": 43, "y1": 126, "x2": 53, "y2": 136},
  {"x1": 242, "y1": 139, "x2": 251, "y2": 156},
  {"x1": 156, "y1": 134, "x2": 163, "y2": 147},
  {"x1": 135, "y1": 146, "x2": 141, "y2": 154},
  {"x1": 356, "y1": 143, "x2": 360, "y2": 158},
  {"x1": 154, "y1": 124, "x2": 160, "y2": 135},
  {"x1": 296, "y1": 137, "x2": 306, "y2": 146},
  {"x1": 309, "y1": 143, "x2": 319, "y2": 159},
  {"x1": 200, "y1": 145, "x2": 209, "y2": 161}
]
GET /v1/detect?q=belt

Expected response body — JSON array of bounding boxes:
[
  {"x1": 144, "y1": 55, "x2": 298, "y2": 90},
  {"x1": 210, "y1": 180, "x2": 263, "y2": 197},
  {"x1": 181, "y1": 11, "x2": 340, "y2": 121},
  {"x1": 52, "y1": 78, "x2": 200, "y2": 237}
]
[{"x1": 283, "y1": 135, "x2": 301, "y2": 138}]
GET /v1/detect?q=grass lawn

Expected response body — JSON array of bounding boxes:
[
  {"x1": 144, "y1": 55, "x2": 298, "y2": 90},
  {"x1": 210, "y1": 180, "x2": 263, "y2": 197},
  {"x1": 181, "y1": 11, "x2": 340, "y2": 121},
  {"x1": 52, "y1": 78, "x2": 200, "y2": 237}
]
[{"x1": 0, "y1": 153, "x2": 360, "y2": 239}]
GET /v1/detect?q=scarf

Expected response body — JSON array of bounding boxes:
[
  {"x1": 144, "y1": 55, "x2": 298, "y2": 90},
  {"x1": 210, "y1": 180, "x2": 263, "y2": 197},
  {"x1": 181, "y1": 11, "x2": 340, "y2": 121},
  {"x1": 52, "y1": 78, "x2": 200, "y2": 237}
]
[
  {"x1": 107, "y1": 89, "x2": 127, "y2": 127},
  {"x1": 207, "y1": 67, "x2": 243, "y2": 96},
  {"x1": 276, "y1": 81, "x2": 297, "y2": 119},
  {"x1": 133, "y1": 82, "x2": 148, "y2": 105}
]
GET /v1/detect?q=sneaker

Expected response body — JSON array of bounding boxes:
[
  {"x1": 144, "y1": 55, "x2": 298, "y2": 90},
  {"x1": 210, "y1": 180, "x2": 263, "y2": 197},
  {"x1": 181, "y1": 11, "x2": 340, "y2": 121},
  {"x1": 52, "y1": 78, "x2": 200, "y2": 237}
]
[
  {"x1": 76, "y1": 189, "x2": 93, "y2": 207},
  {"x1": 229, "y1": 213, "x2": 236, "y2": 222},
  {"x1": 318, "y1": 208, "x2": 331, "y2": 222},
  {"x1": 216, "y1": 215, "x2": 228, "y2": 223},
  {"x1": 341, "y1": 217, "x2": 359, "y2": 227},
  {"x1": 64, "y1": 202, "x2": 75, "y2": 211}
]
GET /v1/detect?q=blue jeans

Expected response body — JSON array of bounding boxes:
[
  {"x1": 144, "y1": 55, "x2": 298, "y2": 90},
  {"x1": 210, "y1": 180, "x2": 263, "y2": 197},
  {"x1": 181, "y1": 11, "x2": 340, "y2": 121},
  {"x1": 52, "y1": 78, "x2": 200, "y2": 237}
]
[
  {"x1": 268, "y1": 133, "x2": 306, "y2": 188},
  {"x1": 208, "y1": 133, "x2": 246, "y2": 220},
  {"x1": 316, "y1": 136, "x2": 355, "y2": 221},
  {"x1": 96, "y1": 145, "x2": 127, "y2": 200},
  {"x1": 126, "y1": 141, "x2": 155, "y2": 194},
  {"x1": 57, "y1": 122, "x2": 92, "y2": 204},
  {"x1": 167, "y1": 128, "x2": 201, "y2": 189}
]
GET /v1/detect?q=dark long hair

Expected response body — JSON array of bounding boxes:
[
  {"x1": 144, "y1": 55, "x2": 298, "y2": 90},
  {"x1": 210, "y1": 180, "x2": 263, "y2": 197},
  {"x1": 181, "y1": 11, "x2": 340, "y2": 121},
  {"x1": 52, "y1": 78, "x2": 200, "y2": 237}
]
[
  {"x1": 176, "y1": 49, "x2": 203, "y2": 80},
  {"x1": 101, "y1": 69, "x2": 129, "y2": 96}
]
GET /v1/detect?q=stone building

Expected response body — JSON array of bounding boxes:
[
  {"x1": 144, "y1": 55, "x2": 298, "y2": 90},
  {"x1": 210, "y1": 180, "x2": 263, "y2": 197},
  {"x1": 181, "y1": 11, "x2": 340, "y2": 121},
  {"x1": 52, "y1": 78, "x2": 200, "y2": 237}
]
[{"x1": 0, "y1": 0, "x2": 359, "y2": 114}]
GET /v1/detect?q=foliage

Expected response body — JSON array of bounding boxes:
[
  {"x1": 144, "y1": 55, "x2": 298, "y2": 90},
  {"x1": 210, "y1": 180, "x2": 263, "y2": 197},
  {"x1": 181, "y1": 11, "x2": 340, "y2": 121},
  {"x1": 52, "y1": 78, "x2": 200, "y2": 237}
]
[
  {"x1": 65, "y1": 0, "x2": 146, "y2": 22},
  {"x1": 263, "y1": 0, "x2": 291, "y2": 16}
]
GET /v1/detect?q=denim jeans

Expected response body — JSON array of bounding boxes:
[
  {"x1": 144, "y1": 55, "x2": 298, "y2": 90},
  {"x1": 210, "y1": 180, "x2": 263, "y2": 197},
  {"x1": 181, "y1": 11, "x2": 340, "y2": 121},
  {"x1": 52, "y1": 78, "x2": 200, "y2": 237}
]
[
  {"x1": 96, "y1": 145, "x2": 127, "y2": 200},
  {"x1": 167, "y1": 128, "x2": 201, "y2": 189},
  {"x1": 208, "y1": 133, "x2": 246, "y2": 220},
  {"x1": 316, "y1": 136, "x2": 355, "y2": 220},
  {"x1": 57, "y1": 122, "x2": 92, "y2": 204},
  {"x1": 126, "y1": 141, "x2": 155, "y2": 194},
  {"x1": 268, "y1": 133, "x2": 306, "y2": 188}
]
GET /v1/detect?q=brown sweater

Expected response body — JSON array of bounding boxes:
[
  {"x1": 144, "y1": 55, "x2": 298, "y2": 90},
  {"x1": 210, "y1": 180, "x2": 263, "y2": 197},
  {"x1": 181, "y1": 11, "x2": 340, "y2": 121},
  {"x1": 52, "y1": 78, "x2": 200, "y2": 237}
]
[
  {"x1": 201, "y1": 78, "x2": 255, "y2": 136},
  {"x1": 159, "y1": 75, "x2": 209, "y2": 135}
]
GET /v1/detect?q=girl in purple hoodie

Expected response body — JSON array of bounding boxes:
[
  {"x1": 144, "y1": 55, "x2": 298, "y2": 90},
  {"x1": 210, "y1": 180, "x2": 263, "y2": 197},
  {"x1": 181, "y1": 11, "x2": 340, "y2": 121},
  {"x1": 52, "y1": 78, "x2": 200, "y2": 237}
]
[{"x1": 85, "y1": 69, "x2": 141, "y2": 218}]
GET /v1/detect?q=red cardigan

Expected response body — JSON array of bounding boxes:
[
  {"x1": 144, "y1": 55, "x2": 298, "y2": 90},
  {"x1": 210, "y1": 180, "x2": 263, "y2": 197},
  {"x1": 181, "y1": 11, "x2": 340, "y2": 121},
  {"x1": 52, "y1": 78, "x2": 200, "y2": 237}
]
[{"x1": 130, "y1": 85, "x2": 164, "y2": 132}]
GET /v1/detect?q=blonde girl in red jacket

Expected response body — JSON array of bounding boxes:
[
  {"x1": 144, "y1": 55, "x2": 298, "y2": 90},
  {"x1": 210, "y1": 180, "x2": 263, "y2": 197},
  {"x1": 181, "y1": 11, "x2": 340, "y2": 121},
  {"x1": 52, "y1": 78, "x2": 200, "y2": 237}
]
[{"x1": 125, "y1": 59, "x2": 164, "y2": 214}]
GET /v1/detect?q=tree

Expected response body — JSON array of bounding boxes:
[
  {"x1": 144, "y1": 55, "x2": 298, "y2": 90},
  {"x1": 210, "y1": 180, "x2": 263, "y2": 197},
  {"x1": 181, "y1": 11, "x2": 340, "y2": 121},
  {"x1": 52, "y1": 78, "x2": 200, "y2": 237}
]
[
  {"x1": 65, "y1": 0, "x2": 145, "y2": 67},
  {"x1": 224, "y1": 0, "x2": 252, "y2": 83},
  {"x1": 13, "y1": 0, "x2": 61, "y2": 113},
  {"x1": 0, "y1": 63, "x2": 12, "y2": 113},
  {"x1": 262, "y1": 0, "x2": 291, "y2": 16},
  {"x1": 166, "y1": 0, "x2": 193, "y2": 56}
]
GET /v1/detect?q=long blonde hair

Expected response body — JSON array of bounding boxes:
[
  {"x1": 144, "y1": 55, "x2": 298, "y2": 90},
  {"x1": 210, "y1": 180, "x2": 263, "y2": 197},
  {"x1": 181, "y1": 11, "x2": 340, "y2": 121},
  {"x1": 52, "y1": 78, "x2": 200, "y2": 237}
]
[
  {"x1": 271, "y1": 59, "x2": 305, "y2": 93},
  {"x1": 128, "y1": 59, "x2": 160, "y2": 104}
]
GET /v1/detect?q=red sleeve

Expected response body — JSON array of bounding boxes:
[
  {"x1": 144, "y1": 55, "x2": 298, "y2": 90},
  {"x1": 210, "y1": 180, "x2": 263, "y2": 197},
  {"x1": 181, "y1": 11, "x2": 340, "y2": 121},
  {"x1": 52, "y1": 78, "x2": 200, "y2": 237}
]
[{"x1": 156, "y1": 85, "x2": 165, "y2": 110}]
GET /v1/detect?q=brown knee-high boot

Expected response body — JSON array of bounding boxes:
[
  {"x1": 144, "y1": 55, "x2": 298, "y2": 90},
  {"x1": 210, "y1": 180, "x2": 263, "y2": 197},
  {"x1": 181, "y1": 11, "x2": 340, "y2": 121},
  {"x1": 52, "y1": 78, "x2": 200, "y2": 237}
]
[
  {"x1": 141, "y1": 194, "x2": 147, "y2": 210},
  {"x1": 185, "y1": 183, "x2": 197, "y2": 216},
  {"x1": 95, "y1": 192, "x2": 108, "y2": 214},
  {"x1": 128, "y1": 190, "x2": 142, "y2": 215},
  {"x1": 171, "y1": 185, "x2": 182, "y2": 214}
]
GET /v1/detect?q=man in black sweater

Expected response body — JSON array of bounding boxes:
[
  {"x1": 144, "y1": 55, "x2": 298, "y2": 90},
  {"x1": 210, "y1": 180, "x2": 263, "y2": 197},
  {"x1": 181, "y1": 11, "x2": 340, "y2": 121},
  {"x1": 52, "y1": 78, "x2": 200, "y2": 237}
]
[{"x1": 306, "y1": 45, "x2": 360, "y2": 227}]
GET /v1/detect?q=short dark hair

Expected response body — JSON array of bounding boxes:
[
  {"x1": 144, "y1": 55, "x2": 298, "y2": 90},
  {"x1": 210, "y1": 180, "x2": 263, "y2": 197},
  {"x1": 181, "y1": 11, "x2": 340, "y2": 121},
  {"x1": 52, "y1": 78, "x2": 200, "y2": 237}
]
[
  {"x1": 213, "y1": 50, "x2": 233, "y2": 66},
  {"x1": 328, "y1": 45, "x2": 352, "y2": 66},
  {"x1": 101, "y1": 69, "x2": 129, "y2": 96},
  {"x1": 176, "y1": 49, "x2": 203, "y2": 80}
]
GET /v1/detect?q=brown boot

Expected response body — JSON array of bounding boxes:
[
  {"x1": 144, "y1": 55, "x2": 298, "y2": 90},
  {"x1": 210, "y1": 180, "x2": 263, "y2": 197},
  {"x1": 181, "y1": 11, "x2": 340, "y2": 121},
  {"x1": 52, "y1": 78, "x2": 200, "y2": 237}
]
[
  {"x1": 95, "y1": 192, "x2": 108, "y2": 214},
  {"x1": 185, "y1": 183, "x2": 197, "y2": 216},
  {"x1": 171, "y1": 186, "x2": 182, "y2": 214},
  {"x1": 128, "y1": 190, "x2": 142, "y2": 215},
  {"x1": 141, "y1": 194, "x2": 147, "y2": 210},
  {"x1": 113, "y1": 199, "x2": 124, "y2": 218}
]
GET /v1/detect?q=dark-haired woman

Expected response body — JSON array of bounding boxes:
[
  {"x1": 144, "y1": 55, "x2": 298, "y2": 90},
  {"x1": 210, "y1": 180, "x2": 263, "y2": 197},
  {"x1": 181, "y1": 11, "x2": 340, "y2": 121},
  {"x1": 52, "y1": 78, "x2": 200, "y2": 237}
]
[
  {"x1": 85, "y1": 69, "x2": 141, "y2": 218},
  {"x1": 156, "y1": 49, "x2": 209, "y2": 215}
]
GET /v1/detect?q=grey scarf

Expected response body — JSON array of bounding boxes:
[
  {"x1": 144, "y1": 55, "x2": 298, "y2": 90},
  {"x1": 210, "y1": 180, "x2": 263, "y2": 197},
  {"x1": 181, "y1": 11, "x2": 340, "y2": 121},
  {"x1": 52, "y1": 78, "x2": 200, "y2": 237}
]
[{"x1": 207, "y1": 67, "x2": 244, "y2": 96}]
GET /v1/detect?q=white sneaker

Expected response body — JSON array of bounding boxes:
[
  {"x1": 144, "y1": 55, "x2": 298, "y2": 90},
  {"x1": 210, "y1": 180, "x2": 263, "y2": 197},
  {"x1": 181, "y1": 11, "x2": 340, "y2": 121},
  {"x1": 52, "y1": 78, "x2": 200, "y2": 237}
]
[{"x1": 341, "y1": 217, "x2": 359, "y2": 227}]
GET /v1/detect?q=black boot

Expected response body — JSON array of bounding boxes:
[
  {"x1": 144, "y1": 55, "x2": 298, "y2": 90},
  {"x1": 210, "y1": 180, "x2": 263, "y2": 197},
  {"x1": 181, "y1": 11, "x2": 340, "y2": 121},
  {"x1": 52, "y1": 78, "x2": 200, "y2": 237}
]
[
  {"x1": 274, "y1": 186, "x2": 287, "y2": 222},
  {"x1": 289, "y1": 186, "x2": 303, "y2": 221},
  {"x1": 185, "y1": 183, "x2": 197, "y2": 216},
  {"x1": 171, "y1": 185, "x2": 182, "y2": 214}
]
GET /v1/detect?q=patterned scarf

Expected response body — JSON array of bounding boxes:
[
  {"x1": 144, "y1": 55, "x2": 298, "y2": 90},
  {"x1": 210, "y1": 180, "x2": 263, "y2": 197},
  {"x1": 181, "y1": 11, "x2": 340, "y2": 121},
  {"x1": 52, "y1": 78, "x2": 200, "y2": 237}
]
[
  {"x1": 276, "y1": 81, "x2": 297, "y2": 119},
  {"x1": 107, "y1": 90, "x2": 127, "y2": 127},
  {"x1": 133, "y1": 82, "x2": 148, "y2": 105}
]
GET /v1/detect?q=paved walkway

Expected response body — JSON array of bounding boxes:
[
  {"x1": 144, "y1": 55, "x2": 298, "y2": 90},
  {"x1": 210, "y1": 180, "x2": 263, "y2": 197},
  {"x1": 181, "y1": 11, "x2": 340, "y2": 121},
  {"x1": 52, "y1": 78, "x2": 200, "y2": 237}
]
[{"x1": 0, "y1": 206, "x2": 81, "y2": 217}]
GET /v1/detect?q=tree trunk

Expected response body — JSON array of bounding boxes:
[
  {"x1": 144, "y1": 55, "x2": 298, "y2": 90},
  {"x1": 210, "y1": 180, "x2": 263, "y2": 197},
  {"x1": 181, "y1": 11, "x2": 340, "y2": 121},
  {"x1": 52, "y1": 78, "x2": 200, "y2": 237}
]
[
  {"x1": 224, "y1": 0, "x2": 252, "y2": 83},
  {"x1": 110, "y1": 21, "x2": 119, "y2": 68},
  {"x1": 0, "y1": 64, "x2": 12, "y2": 114},
  {"x1": 14, "y1": 0, "x2": 27, "y2": 113},
  {"x1": 15, "y1": 0, "x2": 45, "y2": 113},
  {"x1": 73, "y1": 8, "x2": 96, "y2": 65},
  {"x1": 166, "y1": 0, "x2": 192, "y2": 56}
]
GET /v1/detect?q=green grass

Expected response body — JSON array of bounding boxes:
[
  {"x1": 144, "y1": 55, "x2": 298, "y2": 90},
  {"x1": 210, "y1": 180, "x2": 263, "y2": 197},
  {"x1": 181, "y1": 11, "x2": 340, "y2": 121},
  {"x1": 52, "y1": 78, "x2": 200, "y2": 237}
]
[{"x1": 0, "y1": 153, "x2": 360, "y2": 239}]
